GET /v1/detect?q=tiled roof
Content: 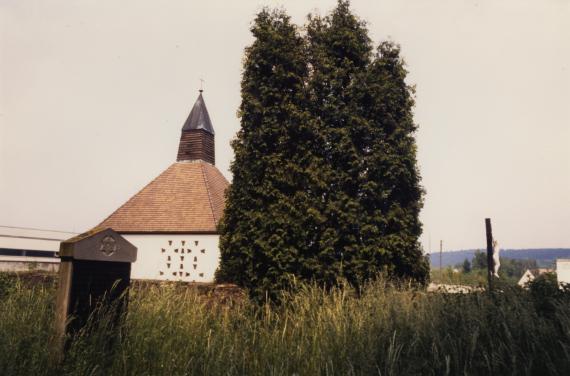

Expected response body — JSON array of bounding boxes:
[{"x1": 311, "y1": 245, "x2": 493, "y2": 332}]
[{"x1": 97, "y1": 161, "x2": 229, "y2": 233}]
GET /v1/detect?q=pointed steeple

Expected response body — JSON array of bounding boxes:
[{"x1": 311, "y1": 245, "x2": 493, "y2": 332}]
[
  {"x1": 177, "y1": 91, "x2": 215, "y2": 164},
  {"x1": 181, "y1": 91, "x2": 215, "y2": 134}
]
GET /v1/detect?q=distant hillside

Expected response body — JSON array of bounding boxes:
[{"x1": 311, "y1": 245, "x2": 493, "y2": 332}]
[{"x1": 429, "y1": 248, "x2": 570, "y2": 269}]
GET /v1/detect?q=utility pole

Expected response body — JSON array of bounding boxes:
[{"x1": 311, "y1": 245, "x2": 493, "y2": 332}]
[
  {"x1": 485, "y1": 218, "x2": 494, "y2": 292},
  {"x1": 439, "y1": 240, "x2": 443, "y2": 272}
]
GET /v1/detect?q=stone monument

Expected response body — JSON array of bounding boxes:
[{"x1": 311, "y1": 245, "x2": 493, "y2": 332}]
[{"x1": 54, "y1": 228, "x2": 137, "y2": 357}]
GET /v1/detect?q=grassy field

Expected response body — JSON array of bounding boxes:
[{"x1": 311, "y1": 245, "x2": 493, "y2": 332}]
[
  {"x1": 430, "y1": 268, "x2": 488, "y2": 287},
  {"x1": 1, "y1": 273, "x2": 569, "y2": 376}
]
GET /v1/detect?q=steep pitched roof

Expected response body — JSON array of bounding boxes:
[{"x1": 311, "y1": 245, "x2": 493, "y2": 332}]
[
  {"x1": 96, "y1": 161, "x2": 229, "y2": 233},
  {"x1": 182, "y1": 92, "x2": 215, "y2": 134}
]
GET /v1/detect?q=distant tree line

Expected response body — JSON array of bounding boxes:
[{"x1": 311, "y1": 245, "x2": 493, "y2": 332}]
[{"x1": 459, "y1": 251, "x2": 538, "y2": 280}]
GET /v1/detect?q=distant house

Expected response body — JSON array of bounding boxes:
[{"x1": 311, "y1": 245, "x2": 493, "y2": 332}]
[
  {"x1": 517, "y1": 268, "x2": 555, "y2": 288},
  {"x1": 556, "y1": 259, "x2": 570, "y2": 286},
  {"x1": 518, "y1": 269, "x2": 535, "y2": 287},
  {"x1": 0, "y1": 225, "x2": 77, "y2": 272}
]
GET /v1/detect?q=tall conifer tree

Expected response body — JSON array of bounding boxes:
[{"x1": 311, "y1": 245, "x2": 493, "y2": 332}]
[
  {"x1": 218, "y1": 1, "x2": 429, "y2": 298},
  {"x1": 216, "y1": 9, "x2": 320, "y2": 299},
  {"x1": 306, "y1": 1, "x2": 375, "y2": 285},
  {"x1": 354, "y1": 41, "x2": 429, "y2": 283}
]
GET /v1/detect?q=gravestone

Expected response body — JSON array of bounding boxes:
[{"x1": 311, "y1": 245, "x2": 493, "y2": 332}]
[{"x1": 54, "y1": 228, "x2": 137, "y2": 357}]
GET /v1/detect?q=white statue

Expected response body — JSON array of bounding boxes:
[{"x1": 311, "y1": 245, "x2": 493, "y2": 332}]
[{"x1": 492, "y1": 240, "x2": 500, "y2": 278}]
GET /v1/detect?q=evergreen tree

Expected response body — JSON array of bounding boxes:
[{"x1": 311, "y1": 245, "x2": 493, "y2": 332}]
[
  {"x1": 462, "y1": 258, "x2": 472, "y2": 273},
  {"x1": 306, "y1": 2, "x2": 428, "y2": 285},
  {"x1": 216, "y1": 9, "x2": 318, "y2": 299},
  {"x1": 218, "y1": 1, "x2": 429, "y2": 298},
  {"x1": 305, "y1": 0, "x2": 373, "y2": 286},
  {"x1": 472, "y1": 250, "x2": 487, "y2": 270},
  {"x1": 355, "y1": 41, "x2": 429, "y2": 283}
]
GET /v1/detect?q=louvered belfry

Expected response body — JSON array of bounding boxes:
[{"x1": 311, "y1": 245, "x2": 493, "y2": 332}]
[{"x1": 177, "y1": 91, "x2": 215, "y2": 164}]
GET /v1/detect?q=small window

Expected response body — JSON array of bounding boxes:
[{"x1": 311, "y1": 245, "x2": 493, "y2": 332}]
[
  {"x1": 185, "y1": 272, "x2": 190, "y2": 277},
  {"x1": 174, "y1": 249, "x2": 179, "y2": 253},
  {"x1": 180, "y1": 256, "x2": 184, "y2": 261},
  {"x1": 180, "y1": 264, "x2": 184, "y2": 269},
  {"x1": 194, "y1": 241, "x2": 199, "y2": 246},
  {"x1": 161, "y1": 248, "x2": 165, "y2": 253},
  {"x1": 182, "y1": 240, "x2": 186, "y2": 246},
  {"x1": 168, "y1": 240, "x2": 173, "y2": 246},
  {"x1": 167, "y1": 263, "x2": 171, "y2": 268},
  {"x1": 168, "y1": 256, "x2": 171, "y2": 261},
  {"x1": 159, "y1": 271, "x2": 164, "y2": 276},
  {"x1": 181, "y1": 249, "x2": 185, "y2": 254},
  {"x1": 194, "y1": 256, "x2": 197, "y2": 262},
  {"x1": 172, "y1": 272, "x2": 177, "y2": 276},
  {"x1": 193, "y1": 264, "x2": 197, "y2": 270},
  {"x1": 199, "y1": 273, "x2": 204, "y2": 277},
  {"x1": 201, "y1": 249, "x2": 205, "y2": 254}
]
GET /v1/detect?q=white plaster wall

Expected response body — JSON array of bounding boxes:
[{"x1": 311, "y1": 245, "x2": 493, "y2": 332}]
[
  {"x1": 122, "y1": 234, "x2": 220, "y2": 283},
  {"x1": 557, "y1": 259, "x2": 570, "y2": 285}
]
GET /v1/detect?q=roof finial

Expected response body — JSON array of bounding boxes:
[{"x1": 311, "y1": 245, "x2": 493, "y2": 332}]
[{"x1": 199, "y1": 78, "x2": 205, "y2": 93}]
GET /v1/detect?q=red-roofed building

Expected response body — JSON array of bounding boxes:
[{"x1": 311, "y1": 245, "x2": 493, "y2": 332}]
[{"x1": 95, "y1": 91, "x2": 229, "y2": 282}]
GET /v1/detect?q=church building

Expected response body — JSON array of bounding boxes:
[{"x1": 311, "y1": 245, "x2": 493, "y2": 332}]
[{"x1": 96, "y1": 91, "x2": 229, "y2": 282}]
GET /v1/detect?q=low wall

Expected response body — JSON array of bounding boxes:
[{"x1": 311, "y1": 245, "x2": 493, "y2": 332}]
[{"x1": 0, "y1": 256, "x2": 60, "y2": 273}]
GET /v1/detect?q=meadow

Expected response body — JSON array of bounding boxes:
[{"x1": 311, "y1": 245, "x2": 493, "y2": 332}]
[{"x1": 1, "y1": 273, "x2": 569, "y2": 376}]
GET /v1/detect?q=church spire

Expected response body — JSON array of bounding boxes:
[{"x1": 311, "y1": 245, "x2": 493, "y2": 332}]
[{"x1": 177, "y1": 91, "x2": 215, "y2": 164}]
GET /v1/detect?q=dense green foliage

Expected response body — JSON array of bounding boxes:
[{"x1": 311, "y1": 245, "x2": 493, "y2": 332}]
[
  {"x1": 218, "y1": 0, "x2": 428, "y2": 298},
  {"x1": 216, "y1": 9, "x2": 316, "y2": 298},
  {"x1": 355, "y1": 41, "x2": 427, "y2": 283},
  {"x1": 471, "y1": 250, "x2": 487, "y2": 270},
  {"x1": 2, "y1": 273, "x2": 570, "y2": 375}
]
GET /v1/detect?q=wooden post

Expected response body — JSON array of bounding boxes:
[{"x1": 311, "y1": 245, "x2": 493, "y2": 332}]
[
  {"x1": 485, "y1": 218, "x2": 494, "y2": 292},
  {"x1": 439, "y1": 240, "x2": 443, "y2": 273}
]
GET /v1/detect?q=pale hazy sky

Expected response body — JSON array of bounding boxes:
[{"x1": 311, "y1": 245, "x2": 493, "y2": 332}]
[{"x1": 1, "y1": 0, "x2": 569, "y2": 251}]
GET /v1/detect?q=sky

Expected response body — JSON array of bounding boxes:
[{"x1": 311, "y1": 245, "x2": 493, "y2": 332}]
[{"x1": 1, "y1": 0, "x2": 569, "y2": 252}]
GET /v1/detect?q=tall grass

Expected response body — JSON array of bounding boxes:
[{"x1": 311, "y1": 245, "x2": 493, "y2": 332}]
[{"x1": 1, "y1": 274, "x2": 569, "y2": 375}]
